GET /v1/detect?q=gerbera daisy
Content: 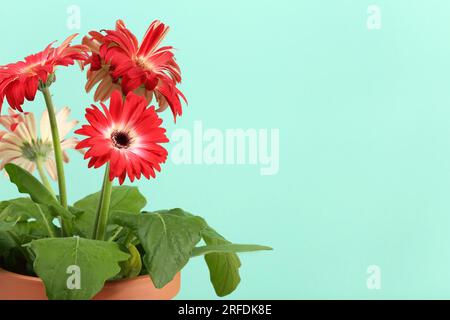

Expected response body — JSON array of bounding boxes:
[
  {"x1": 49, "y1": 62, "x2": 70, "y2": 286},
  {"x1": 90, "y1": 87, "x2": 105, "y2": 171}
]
[
  {"x1": 75, "y1": 90, "x2": 169, "y2": 185},
  {"x1": 0, "y1": 34, "x2": 89, "y2": 112},
  {"x1": 82, "y1": 31, "x2": 122, "y2": 102},
  {"x1": 82, "y1": 20, "x2": 186, "y2": 121},
  {"x1": 0, "y1": 107, "x2": 79, "y2": 184}
]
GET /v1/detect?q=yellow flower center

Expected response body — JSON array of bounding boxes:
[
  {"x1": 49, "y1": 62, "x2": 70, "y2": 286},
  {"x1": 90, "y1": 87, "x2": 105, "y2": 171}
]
[{"x1": 134, "y1": 56, "x2": 154, "y2": 72}]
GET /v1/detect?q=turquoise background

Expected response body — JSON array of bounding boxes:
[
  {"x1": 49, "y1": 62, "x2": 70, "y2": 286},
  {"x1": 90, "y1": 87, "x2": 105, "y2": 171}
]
[{"x1": 2, "y1": 0, "x2": 450, "y2": 299}]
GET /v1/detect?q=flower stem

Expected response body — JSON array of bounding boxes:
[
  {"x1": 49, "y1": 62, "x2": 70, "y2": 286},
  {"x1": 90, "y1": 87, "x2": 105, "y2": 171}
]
[
  {"x1": 35, "y1": 157, "x2": 55, "y2": 198},
  {"x1": 34, "y1": 203, "x2": 57, "y2": 238},
  {"x1": 107, "y1": 226, "x2": 123, "y2": 242},
  {"x1": 41, "y1": 86, "x2": 68, "y2": 209},
  {"x1": 93, "y1": 163, "x2": 113, "y2": 240}
]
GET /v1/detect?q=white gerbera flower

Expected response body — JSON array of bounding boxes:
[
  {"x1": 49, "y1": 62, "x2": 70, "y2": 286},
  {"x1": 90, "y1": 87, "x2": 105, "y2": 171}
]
[{"x1": 0, "y1": 107, "x2": 79, "y2": 181}]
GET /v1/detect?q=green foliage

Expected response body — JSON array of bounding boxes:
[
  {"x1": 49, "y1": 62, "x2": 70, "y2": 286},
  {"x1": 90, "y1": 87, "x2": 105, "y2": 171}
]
[
  {"x1": 4, "y1": 164, "x2": 74, "y2": 235},
  {"x1": 113, "y1": 210, "x2": 205, "y2": 288},
  {"x1": 31, "y1": 237, "x2": 129, "y2": 300},
  {"x1": 118, "y1": 244, "x2": 142, "y2": 279},
  {"x1": 0, "y1": 198, "x2": 59, "y2": 264},
  {"x1": 1, "y1": 168, "x2": 271, "y2": 299},
  {"x1": 4, "y1": 164, "x2": 57, "y2": 205},
  {"x1": 113, "y1": 208, "x2": 271, "y2": 296},
  {"x1": 200, "y1": 227, "x2": 243, "y2": 297},
  {"x1": 73, "y1": 186, "x2": 146, "y2": 238},
  {"x1": 191, "y1": 244, "x2": 272, "y2": 257}
]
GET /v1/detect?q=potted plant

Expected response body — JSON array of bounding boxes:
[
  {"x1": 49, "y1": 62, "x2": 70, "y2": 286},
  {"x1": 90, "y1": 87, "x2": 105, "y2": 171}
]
[{"x1": 0, "y1": 19, "x2": 271, "y2": 300}]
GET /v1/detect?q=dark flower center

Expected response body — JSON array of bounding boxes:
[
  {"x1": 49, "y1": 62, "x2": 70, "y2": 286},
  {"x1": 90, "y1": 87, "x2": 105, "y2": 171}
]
[{"x1": 111, "y1": 131, "x2": 132, "y2": 149}]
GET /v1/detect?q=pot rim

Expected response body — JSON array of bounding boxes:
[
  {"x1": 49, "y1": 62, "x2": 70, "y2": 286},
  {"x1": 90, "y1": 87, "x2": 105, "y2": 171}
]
[{"x1": 0, "y1": 267, "x2": 161, "y2": 285}]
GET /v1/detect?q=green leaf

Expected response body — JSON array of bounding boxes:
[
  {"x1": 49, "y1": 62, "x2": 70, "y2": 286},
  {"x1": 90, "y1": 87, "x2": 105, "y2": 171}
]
[
  {"x1": 113, "y1": 210, "x2": 205, "y2": 288},
  {"x1": 0, "y1": 246, "x2": 34, "y2": 276},
  {"x1": 4, "y1": 164, "x2": 73, "y2": 235},
  {"x1": 31, "y1": 237, "x2": 129, "y2": 300},
  {"x1": 73, "y1": 186, "x2": 146, "y2": 237},
  {"x1": 0, "y1": 218, "x2": 19, "y2": 233},
  {"x1": 0, "y1": 232, "x2": 16, "y2": 256},
  {"x1": 0, "y1": 203, "x2": 16, "y2": 255},
  {"x1": 0, "y1": 201, "x2": 10, "y2": 215},
  {"x1": 191, "y1": 244, "x2": 273, "y2": 257},
  {"x1": 147, "y1": 208, "x2": 271, "y2": 297},
  {"x1": 5, "y1": 164, "x2": 57, "y2": 205},
  {"x1": 0, "y1": 220, "x2": 18, "y2": 233},
  {"x1": 5, "y1": 198, "x2": 49, "y2": 219},
  {"x1": 0, "y1": 204, "x2": 16, "y2": 231},
  {"x1": 75, "y1": 186, "x2": 147, "y2": 214},
  {"x1": 5, "y1": 198, "x2": 58, "y2": 237},
  {"x1": 201, "y1": 227, "x2": 242, "y2": 297},
  {"x1": 0, "y1": 199, "x2": 57, "y2": 249}
]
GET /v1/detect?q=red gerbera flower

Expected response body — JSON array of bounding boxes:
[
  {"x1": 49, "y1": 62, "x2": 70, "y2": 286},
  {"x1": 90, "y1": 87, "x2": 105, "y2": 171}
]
[
  {"x1": 75, "y1": 90, "x2": 169, "y2": 185},
  {"x1": 0, "y1": 34, "x2": 89, "y2": 113},
  {"x1": 83, "y1": 20, "x2": 186, "y2": 121},
  {"x1": 82, "y1": 30, "x2": 122, "y2": 102}
]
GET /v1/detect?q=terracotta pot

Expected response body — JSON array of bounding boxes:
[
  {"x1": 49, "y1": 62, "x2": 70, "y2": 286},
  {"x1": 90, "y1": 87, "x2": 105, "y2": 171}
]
[{"x1": 0, "y1": 268, "x2": 180, "y2": 300}]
